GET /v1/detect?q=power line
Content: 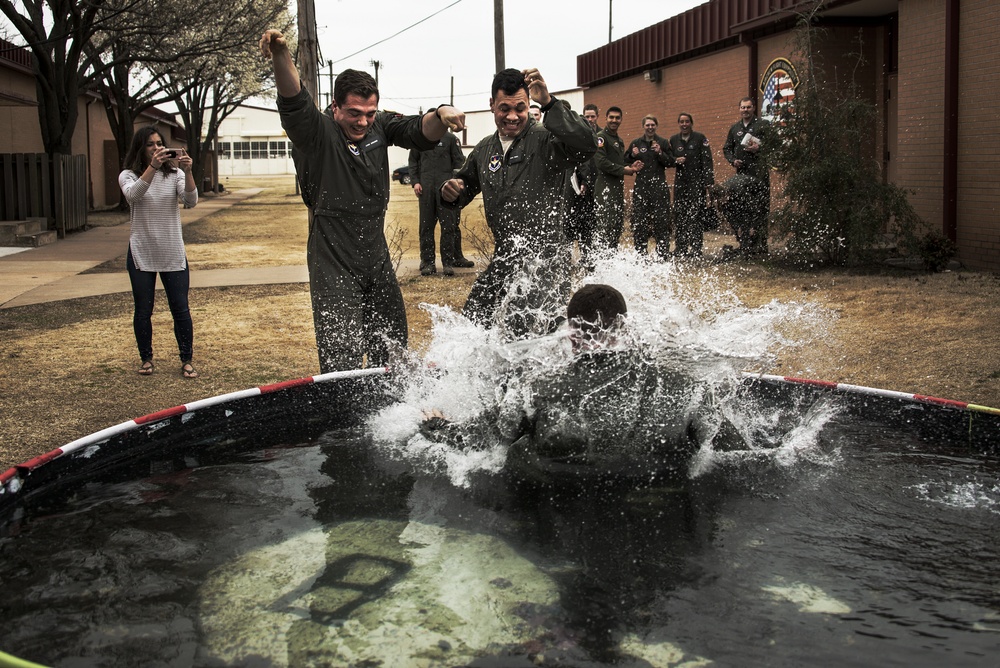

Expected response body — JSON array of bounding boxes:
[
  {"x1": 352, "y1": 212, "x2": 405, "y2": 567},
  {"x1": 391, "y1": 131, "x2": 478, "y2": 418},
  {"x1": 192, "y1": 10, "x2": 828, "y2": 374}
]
[{"x1": 329, "y1": 0, "x2": 464, "y2": 64}]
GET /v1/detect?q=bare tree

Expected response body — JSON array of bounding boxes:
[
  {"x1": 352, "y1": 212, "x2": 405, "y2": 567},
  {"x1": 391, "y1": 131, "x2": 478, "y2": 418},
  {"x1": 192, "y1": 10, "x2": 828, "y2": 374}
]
[
  {"x1": 0, "y1": 0, "x2": 124, "y2": 155},
  {"x1": 158, "y1": 4, "x2": 293, "y2": 193},
  {"x1": 93, "y1": 0, "x2": 289, "y2": 192}
]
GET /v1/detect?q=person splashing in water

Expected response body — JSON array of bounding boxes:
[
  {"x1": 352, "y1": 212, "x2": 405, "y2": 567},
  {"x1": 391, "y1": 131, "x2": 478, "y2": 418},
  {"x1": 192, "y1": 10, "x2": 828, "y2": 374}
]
[{"x1": 420, "y1": 284, "x2": 747, "y2": 483}]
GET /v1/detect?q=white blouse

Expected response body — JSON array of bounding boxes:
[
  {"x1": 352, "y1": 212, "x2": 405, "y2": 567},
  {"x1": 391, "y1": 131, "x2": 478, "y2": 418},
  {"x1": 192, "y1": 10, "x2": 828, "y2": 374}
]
[{"x1": 119, "y1": 168, "x2": 198, "y2": 272}]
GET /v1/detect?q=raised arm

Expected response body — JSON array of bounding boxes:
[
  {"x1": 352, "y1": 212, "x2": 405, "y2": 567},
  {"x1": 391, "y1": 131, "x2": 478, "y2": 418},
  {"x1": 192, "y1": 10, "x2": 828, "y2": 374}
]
[{"x1": 259, "y1": 29, "x2": 300, "y2": 98}]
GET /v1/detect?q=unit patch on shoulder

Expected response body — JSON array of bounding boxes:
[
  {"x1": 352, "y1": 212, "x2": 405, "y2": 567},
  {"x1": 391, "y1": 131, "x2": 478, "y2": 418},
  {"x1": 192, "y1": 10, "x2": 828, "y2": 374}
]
[
  {"x1": 597, "y1": 136, "x2": 605, "y2": 148},
  {"x1": 347, "y1": 142, "x2": 360, "y2": 156},
  {"x1": 489, "y1": 155, "x2": 502, "y2": 172}
]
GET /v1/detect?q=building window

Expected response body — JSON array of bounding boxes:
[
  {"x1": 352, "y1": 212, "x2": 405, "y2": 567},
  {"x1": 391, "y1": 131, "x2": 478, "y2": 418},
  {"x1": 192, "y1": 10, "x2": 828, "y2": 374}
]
[
  {"x1": 269, "y1": 141, "x2": 286, "y2": 159},
  {"x1": 232, "y1": 141, "x2": 251, "y2": 159},
  {"x1": 219, "y1": 142, "x2": 231, "y2": 159},
  {"x1": 251, "y1": 141, "x2": 268, "y2": 159}
]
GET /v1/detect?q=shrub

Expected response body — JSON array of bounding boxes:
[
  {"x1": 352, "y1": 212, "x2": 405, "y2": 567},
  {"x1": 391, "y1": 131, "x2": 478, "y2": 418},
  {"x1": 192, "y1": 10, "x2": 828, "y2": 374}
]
[{"x1": 769, "y1": 10, "x2": 924, "y2": 266}]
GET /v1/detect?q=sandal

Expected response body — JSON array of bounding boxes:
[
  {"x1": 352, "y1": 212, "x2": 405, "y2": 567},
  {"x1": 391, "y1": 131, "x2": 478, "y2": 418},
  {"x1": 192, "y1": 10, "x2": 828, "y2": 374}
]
[
  {"x1": 138, "y1": 360, "x2": 154, "y2": 376},
  {"x1": 181, "y1": 362, "x2": 198, "y2": 379}
]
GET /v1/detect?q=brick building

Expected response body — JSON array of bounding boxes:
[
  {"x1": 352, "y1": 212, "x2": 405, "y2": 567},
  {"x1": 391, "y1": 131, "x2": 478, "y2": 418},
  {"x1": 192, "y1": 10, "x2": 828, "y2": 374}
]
[
  {"x1": 0, "y1": 38, "x2": 184, "y2": 211},
  {"x1": 578, "y1": 0, "x2": 999, "y2": 270}
]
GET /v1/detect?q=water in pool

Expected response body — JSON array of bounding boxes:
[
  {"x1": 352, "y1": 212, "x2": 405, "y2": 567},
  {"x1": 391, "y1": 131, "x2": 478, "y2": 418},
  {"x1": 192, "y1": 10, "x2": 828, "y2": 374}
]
[
  {"x1": 2, "y1": 254, "x2": 997, "y2": 666},
  {"x1": 1, "y1": 417, "x2": 998, "y2": 667}
]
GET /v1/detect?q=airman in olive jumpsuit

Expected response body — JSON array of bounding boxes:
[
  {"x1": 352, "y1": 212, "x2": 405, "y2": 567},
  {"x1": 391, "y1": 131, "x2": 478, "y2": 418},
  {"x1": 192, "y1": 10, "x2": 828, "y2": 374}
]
[
  {"x1": 262, "y1": 29, "x2": 465, "y2": 372},
  {"x1": 442, "y1": 68, "x2": 596, "y2": 339}
]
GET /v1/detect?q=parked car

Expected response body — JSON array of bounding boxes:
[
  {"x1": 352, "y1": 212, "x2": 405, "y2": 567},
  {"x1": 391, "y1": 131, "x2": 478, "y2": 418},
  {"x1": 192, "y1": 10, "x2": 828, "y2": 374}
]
[{"x1": 391, "y1": 165, "x2": 411, "y2": 185}]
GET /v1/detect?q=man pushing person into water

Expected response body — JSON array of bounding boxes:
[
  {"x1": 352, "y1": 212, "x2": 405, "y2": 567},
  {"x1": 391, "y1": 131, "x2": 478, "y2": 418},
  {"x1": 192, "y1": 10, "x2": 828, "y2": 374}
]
[{"x1": 440, "y1": 67, "x2": 597, "y2": 340}]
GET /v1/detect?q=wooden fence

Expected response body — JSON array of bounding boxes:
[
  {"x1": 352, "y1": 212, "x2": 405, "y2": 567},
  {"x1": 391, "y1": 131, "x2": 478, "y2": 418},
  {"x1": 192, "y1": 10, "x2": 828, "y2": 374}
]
[{"x1": 0, "y1": 153, "x2": 88, "y2": 236}]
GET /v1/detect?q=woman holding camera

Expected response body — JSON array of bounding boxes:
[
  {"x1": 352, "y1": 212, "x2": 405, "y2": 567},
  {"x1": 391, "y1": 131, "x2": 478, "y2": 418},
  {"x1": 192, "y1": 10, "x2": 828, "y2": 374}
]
[{"x1": 118, "y1": 126, "x2": 199, "y2": 378}]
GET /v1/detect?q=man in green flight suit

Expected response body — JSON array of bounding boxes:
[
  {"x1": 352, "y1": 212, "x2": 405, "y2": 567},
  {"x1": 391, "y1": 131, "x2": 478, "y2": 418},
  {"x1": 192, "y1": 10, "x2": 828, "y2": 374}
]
[
  {"x1": 441, "y1": 68, "x2": 597, "y2": 339},
  {"x1": 722, "y1": 97, "x2": 771, "y2": 256},
  {"x1": 407, "y1": 131, "x2": 474, "y2": 276},
  {"x1": 260, "y1": 29, "x2": 466, "y2": 373},
  {"x1": 594, "y1": 106, "x2": 643, "y2": 250},
  {"x1": 626, "y1": 115, "x2": 673, "y2": 258}
]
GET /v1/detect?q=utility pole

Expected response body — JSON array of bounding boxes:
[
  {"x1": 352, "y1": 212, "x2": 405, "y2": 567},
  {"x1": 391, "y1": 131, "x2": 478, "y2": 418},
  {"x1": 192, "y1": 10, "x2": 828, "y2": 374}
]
[
  {"x1": 608, "y1": 0, "x2": 613, "y2": 43},
  {"x1": 370, "y1": 59, "x2": 381, "y2": 87},
  {"x1": 297, "y1": 0, "x2": 320, "y2": 106},
  {"x1": 328, "y1": 60, "x2": 335, "y2": 108},
  {"x1": 494, "y1": 0, "x2": 505, "y2": 73}
]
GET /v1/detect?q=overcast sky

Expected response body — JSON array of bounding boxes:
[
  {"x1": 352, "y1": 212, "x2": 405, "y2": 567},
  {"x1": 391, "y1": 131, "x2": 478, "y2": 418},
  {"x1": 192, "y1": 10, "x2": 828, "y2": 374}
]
[{"x1": 310, "y1": 0, "x2": 704, "y2": 114}]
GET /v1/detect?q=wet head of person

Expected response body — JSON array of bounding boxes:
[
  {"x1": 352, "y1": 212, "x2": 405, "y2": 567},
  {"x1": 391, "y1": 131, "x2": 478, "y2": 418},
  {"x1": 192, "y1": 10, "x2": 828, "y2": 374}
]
[
  {"x1": 566, "y1": 284, "x2": 627, "y2": 353},
  {"x1": 331, "y1": 68, "x2": 380, "y2": 142},
  {"x1": 490, "y1": 68, "x2": 531, "y2": 139}
]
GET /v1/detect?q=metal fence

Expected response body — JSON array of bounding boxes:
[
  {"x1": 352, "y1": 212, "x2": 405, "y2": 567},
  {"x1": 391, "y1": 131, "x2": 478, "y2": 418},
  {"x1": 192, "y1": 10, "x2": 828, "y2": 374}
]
[{"x1": 0, "y1": 153, "x2": 88, "y2": 236}]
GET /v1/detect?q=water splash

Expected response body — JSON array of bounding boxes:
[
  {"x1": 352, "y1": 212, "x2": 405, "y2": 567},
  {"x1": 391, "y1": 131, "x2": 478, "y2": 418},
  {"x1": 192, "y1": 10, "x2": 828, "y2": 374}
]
[
  {"x1": 371, "y1": 250, "x2": 839, "y2": 486},
  {"x1": 910, "y1": 479, "x2": 1000, "y2": 514}
]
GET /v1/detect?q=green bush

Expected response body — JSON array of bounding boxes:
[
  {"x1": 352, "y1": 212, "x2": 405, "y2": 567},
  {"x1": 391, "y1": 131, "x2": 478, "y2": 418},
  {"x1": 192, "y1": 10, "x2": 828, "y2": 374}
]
[
  {"x1": 769, "y1": 15, "x2": 923, "y2": 266},
  {"x1": 917, "y1": 233, "x2": 957, "y2": 272}
]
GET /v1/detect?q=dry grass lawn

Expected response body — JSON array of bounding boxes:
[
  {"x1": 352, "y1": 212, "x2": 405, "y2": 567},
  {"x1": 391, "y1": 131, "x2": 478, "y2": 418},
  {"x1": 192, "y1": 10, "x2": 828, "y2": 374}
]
[{"x1": 2, "y1": 175, "x2": 998, "y2": 471}]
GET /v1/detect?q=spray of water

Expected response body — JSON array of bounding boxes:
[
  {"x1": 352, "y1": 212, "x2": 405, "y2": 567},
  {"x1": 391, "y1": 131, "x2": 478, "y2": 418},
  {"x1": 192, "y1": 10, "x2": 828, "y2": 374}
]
[{"x1": 370, "y1": 250, "x2": 839, "y2": 487}]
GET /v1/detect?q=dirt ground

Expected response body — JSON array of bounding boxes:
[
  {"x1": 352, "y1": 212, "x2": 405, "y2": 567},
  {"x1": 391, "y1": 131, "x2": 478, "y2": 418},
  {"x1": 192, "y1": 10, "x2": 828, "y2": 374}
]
[{"x1": 2, "y1": 175, "x2": 998, "y2": 471}]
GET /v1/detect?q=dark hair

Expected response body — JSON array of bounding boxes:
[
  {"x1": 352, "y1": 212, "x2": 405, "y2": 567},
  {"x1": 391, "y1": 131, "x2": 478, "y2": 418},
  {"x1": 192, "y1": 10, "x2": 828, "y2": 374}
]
[
  {"x1": 606, "y1": 106, "x2": 623, "y2": 117},
  {"x1": 740, "y1": 96, "x2": 754, "y2": 106},
  {"x1": 567, "y1": 284, "x2": 627, "y2": 334},
  {"x1": 583, "y1": 103, "x2": 599, "y2": 114},
  {"x1": 124, "y1": 126, "x2": 175, "y2": 176},
  {"x1": 677, "y1": 112, "x2": 694, "y2": 124},
  {"x1": 642, "y1": 114, "x2": 658, "y2": 126},
  {"x1": 334, "y1": 68, "x2": 379, "y2": 106},
  {"x1": 491, "y1": 68, "x2": 528, "y2": 99},
  {"x1": 530, "y1": 103, "x2": 541, "y2": 110}
]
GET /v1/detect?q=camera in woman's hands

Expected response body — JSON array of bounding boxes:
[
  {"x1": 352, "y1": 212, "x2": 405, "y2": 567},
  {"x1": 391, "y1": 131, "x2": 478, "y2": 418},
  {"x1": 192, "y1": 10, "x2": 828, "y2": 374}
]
[{"x1": 164, "y1": 149, "x2": 184, "y2": 159}]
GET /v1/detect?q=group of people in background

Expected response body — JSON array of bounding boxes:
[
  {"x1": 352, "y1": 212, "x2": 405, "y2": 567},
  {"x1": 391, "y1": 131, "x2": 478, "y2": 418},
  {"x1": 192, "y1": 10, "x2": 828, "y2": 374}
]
[
  {"x1": 115, "y1": 27, "x2": 764, "y2": 380},
  {"x1": 564, "y1": 96, "x2": 771, "y2": 263}
]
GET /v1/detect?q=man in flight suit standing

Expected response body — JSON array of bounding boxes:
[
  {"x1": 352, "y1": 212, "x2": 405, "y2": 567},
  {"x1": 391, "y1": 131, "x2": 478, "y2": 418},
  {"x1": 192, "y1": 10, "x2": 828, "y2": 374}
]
[
  {"x1": 722, "y1": 97, "x2": 771, "y2": 256},
  {"x1": 261, "y1": 29, "x2": 465, "y2": 372},
  {"x1": 441, "y1": 68, "x2": 597, "y2": 339},
  {"x1": 594, "y1": 106, "x2": 642, "y2": 250},
  {"x1": 563, "y1": 103, "x2": 600, "y2": 260},
  {"x1": 408, "y1": 131, "x2": 474, "y2": 276},
  {"x1": 626, "y1": 115, "x2": 673, "y2": 258}
]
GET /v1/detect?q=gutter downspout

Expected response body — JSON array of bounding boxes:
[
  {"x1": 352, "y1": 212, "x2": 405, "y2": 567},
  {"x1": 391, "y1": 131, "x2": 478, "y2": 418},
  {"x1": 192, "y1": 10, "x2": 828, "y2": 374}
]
[
  {"x1": 85, "y1": 97, "x2": 94, "y2": 211},
  {"x1": 943, "y1": 0, "x2": 959, "y2": 242}
]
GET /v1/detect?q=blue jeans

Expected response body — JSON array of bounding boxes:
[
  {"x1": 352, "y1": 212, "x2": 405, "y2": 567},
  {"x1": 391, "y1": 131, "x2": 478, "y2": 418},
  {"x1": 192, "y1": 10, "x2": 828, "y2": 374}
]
[{"x1": 126, "y1": 247, "x2": 193, "y2": 363}]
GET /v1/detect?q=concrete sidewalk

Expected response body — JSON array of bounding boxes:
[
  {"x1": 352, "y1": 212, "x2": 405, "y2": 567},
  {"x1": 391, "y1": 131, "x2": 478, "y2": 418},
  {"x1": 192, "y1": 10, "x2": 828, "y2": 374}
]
[{"x1": 0, "y1": 188, "x2": 448, "y2": 309}]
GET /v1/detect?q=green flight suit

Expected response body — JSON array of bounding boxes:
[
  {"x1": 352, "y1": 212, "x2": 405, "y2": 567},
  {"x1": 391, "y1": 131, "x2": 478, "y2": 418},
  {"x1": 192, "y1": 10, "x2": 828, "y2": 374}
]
[
  {"x1": 669, "y1": 131, "x2": 715, "y2": 256},
  {"x1": 722, "y1": 116, "x2": 771, "y2": 254},
  {"x1": 279, "y1": 87, "x2": 435, "y2": 372},
  {"x1": 408, "y1": 132, "x2": 465, "y2": 269},
  {"x1": 447, "y1": 98, "x2": 596, "y2": 339},
  {"x1": 626, "y1": 134, "x2": 673, "y2": 256},
  {"x1": 593, "y1": 127, "x2": 628, "y2": 249}
]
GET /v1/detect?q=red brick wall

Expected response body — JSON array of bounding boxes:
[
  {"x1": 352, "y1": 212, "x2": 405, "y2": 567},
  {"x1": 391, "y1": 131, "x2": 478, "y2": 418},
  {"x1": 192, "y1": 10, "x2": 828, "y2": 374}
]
[
  {"x1": 584, "y1": 2, "x2": 999, "y2": 269},
  {"x1": 897, "y1": 0, "x2": 946, "y2": 241},
  {"x1": 585, "y1": 46, "x2": 751, "y2": 192},
  {"x1": 956, "y1": 0, "x2": 1000, "y2": 269}
]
